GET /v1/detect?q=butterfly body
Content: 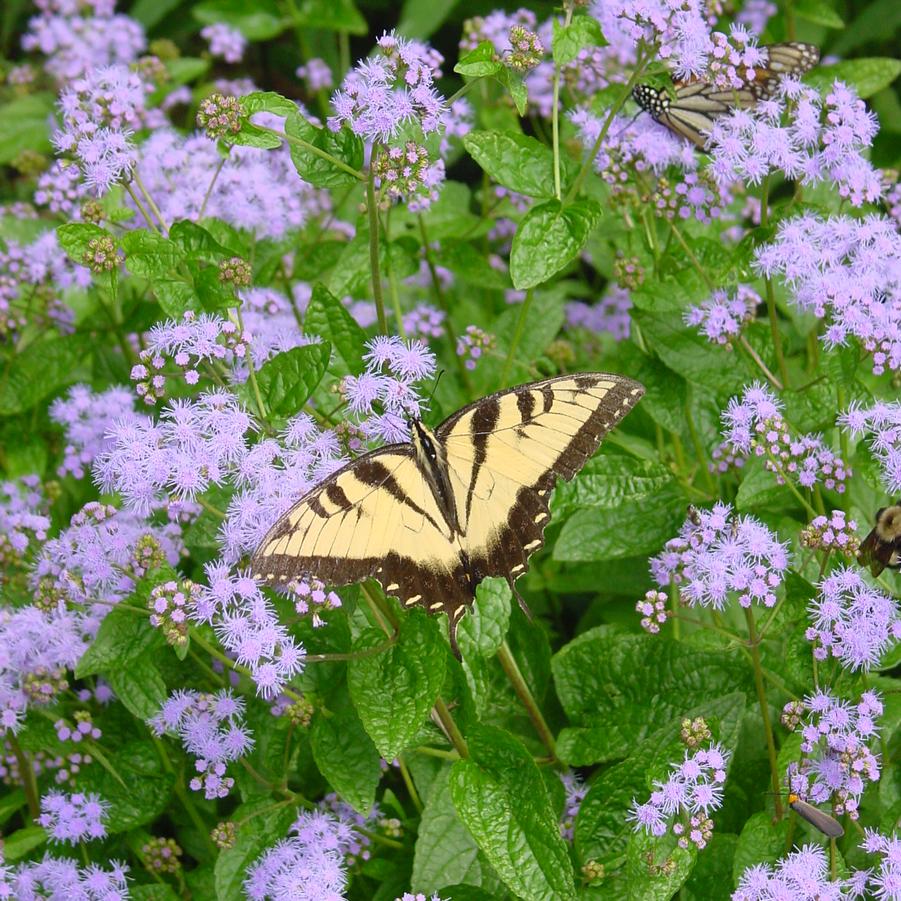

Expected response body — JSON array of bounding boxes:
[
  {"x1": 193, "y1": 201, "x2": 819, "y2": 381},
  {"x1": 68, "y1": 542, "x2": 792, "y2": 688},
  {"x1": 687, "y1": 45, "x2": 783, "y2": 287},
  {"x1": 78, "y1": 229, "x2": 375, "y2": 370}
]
[
  {"x1": 252, "y1": 373, "x2": 644, "y2": 646},
  {"x1": 632, "y1": 42, "x2": 820, "y2": 147}
]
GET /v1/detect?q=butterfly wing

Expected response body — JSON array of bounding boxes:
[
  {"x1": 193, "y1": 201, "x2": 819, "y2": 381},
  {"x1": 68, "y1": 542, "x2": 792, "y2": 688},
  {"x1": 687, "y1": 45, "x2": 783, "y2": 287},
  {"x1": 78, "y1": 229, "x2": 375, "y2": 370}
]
[
  {"x1": 437, "y1": 373, "x2": 644, "y2": 589},
  {"x1": 251, "y1": 445, "x2": 470, "y2": 616}
]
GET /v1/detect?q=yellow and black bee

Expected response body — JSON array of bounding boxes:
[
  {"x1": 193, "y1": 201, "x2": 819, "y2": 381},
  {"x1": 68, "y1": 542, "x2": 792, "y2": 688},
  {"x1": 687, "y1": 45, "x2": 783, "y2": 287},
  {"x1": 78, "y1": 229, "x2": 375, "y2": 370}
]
[{"x1": 858, "y1": 503, "x2": 901, "y2": 577}]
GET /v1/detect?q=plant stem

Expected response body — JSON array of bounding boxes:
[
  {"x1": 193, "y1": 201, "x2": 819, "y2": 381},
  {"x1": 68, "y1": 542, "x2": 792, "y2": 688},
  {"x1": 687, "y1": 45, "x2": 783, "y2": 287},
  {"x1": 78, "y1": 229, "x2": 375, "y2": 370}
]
[
  {"x1": 497, "y1": 640, "x2": 558, "y2": 762},
  {"x1": 760, "y1": 176, "x2": 790, "y2": 388},
  {"x1": 433, "y1": 697, "x2": 469, "y2": 758},
  {"x1": 738, "y1": 335, "x2": 784, "y2": 390},
  {"x1": 124, "y1": 182, "x2": 160, "y2": 235},
  {"x1": 498, "y1": 289, "x2": 533, "y2": 388},
  {"x1": 198, "y1": 151, "x2": 230, "y2": 220},
  {"x1": 366, "y1": 163, "x2": 389, "y2": 335},
  {"x1": 551, "y1": 3, "x2": 575, "y2": 200},
  {"x1": 257, "y1": 125, "x2": 365, "y2": 181},
  {"x1": 744, "y1": 608, "x2": 784, "y2": 817},
  {"x1": 397, "y1": 755, "x2": 423, "y2": 814},
  {"x1": 763, "y1": 452, "x2": 818, "y2": 517},
  {"x1": 133, "y1": 170, "x2": 169, "y2": 234},
  {"x1": 384, "y1": 208, "x2": 407, "y2": 338},
  {"x1": 9, "y1": 735, "x2": 38, "y2": 820}
]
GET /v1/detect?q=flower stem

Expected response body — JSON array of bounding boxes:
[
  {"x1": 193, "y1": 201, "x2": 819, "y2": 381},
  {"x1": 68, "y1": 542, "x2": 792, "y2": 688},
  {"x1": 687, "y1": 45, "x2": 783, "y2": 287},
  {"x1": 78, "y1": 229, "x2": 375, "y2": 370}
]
[
  {"x1": 9, "y1": 735, "x2": 39, "y2": 820},
  {"x1": 198, "y1": 150, "x2": 230, "y2": 220},
  {"x1": 738, "y1": 335, "x2": 784, "y2": 390},
  {"x1": 552, "y1": 3, "x2": 575, "y2": 200},
  {"x1": 397, "y1": 754, "x2": 423, "y2": 814},
  {"x1": 124, "y1": 182, "x2": 160, "y2": 235},
  {"x1": 133, "y1": 170, "x2": 170, "y2": 234},
  {"x1": 760, "y1": 176, "x2": 790, "y2": 388},
  {"x1": 497, "y1": 640, "x2": 558, "y2": 763},
  {"x1": 744, "y1": 607, "x2": 784, "y2": 817},
  {"x1": 498, "y1": 289, "x2": 533, "y2": 388},
  {"x1": 367, "y1": 163, "x2": 389, "y2": 335},
  {"x1": 433, "y1": 696, "x2": 469, "y2": 758}
]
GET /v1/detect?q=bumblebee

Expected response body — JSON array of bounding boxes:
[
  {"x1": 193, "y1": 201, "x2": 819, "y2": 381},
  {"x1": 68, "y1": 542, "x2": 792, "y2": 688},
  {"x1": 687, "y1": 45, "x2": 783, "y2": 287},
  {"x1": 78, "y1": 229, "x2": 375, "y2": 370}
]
[{"x1": 858, "y1": 503, "x2": 901, "y2": 577}]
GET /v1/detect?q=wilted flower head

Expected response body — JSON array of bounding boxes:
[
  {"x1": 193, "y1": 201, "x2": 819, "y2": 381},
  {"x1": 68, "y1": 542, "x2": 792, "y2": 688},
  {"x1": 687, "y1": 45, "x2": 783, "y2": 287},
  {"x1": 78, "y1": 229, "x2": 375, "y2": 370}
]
[
  {"x1": 807, "y1": 567, "x2": 900, "y2": 671},
  {"x1": 785, "y1": 689, "x2": 882, "y2": 820},
  {"x1": 755, "y1": 214, "x2": 899, "y2": 376},
  {"x1": 650, "y1": 502, "x2": 789, "y2": 609}
]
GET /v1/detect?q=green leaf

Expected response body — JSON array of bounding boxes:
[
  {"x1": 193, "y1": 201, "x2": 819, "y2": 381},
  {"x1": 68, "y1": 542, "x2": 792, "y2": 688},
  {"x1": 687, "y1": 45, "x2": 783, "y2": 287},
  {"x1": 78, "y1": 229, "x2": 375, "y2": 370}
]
[
  {"x1": 0, "y1": 93, "x2": 54, "y2": 164},
  {"x1": 107, "y1": 657, "x2": 167, "y2": 720},
  {"x1": 450, "y1": 726, "x2": 576, "y2": 900},
  {"x1": 457, "y1": 577, "x2": 511, "y2": 660},
  {"x1": 215, "y1": 798, "x2": 297, "y2": 899},
  {"x1": 153, "y1": 279, "x2": 199, "y2": 317},
  {"x1": 463, "y1": 131, "x2": 574, "y2": 199},
  {"x1": 254, "y1": 342, "x2": 331, "y2": 416},
  {"x1": 412, "y1": 766, "x2": 485, "y2": 893},
  {"x1": 285, "y1": 112, "x2": 364, "y2": 188},
  {"x1": 292, "y1": 0, "x2": 367, "y2": 34},
  {"x1": 625, "y1": 832, "x2": 696, "y2": 899},
  {"x1": 805, "y1": 57, "x2": 901, "y2": 99},
  {"x1": 454, "y1": 42, "x2": 503, "y2": 77},
  {"x1": 1, "y1": 826, "x2": 46, "y2": 862},
  {"x1": 56, "y1": 222, "x2": 109, "y2": 266},
  {"x1": 348, "y1": 610, "x2": 446, "y2": 761},
  {"x1": 735, "y1": 457, "x2": 793, "y2": 512},
  {"x1": 552, "y1": 15, "x2": 607, "y2": 67},
  {"x1": 169, "y1": 220, "x2": 232, "y2": 260},
  {"x1": 241, "y1": 90, "x2": 298, "y2": 118},
  {"x1": 398, "y1": 0, "x2": 458, "y2": 39},
  {"x1": 553, "y1": 632, "x2": 749, "y2": 764},
  {"x1": 121, "y1": 229, "x2": 185, "y2": 279},
  {"x1": 231, "y1": 121, "x2": 282, "y2": 150},
  {"x1": 0, "y1": 334, "x2": 91, "y2": 416},
  {"x1": 553, "y1": 483, "x2": 686, "y2": 563},
  {"x1": 303, "y1": 283, "x2": 367, "y2": 376},
  {"x1": 552, "y1": 455, "x2": 675, "y2": 518},
  {"x1": 310, "y1": 690, "x2": 382, "y2": 812},
  {"x1": 191, "y1": 262, "x2": 236, "y2": 313},
  {"x1": 497, "y1": 68, "x2": 528, "y2": 116},
  {"x1": 192, "y1": 0, "x2": 286, "y2": 39},
  {"x1": 683, "y1": 833, "x2": 738, "y2": 901},
  {"x1": 794, "y1": 0, "x2": 843, "y2": 27},
  {"x1": 76, "y1": 595, "x2": 166, "y2": 678},
  {"x1": 510, "y1": 199, "x2": 601, "y2": 290},
  {"x1": 75, "y1": 739, "x2": 174, "y2": 832},
  {"x1": 732, "y1": 811, "x2": 790, "y2": 882},
  {"x1": 0, "y1": 789, "x2": 25, "y2": 826}
]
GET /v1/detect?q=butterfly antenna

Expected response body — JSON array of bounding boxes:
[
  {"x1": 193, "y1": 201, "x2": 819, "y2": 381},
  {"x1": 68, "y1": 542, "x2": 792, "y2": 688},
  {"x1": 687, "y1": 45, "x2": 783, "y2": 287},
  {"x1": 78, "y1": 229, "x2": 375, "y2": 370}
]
[
  {"x1": 425, "y1": 369, "x2": 444, "y2": 412},
  {"x1": 508, "y1": 577, "x2": 534, "y2": 622},
  {"x1": 609, "y1": 109, "x2": 642, "y2": 143}
]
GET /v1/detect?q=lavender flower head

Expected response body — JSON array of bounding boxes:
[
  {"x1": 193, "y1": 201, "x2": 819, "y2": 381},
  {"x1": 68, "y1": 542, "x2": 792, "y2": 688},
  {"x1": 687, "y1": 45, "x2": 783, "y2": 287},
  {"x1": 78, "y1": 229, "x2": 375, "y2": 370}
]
[
  {"x1": 685, "y1": 285, "x2": 760, "y2": 346},
  {"x1": 244, "y1": 810, "x2": 353, "y2": 900},
  {"x1": 297, "y1": 58, "x2": 333, "y2": 92},
  {"x1": 559, "y1": 771, "x2": 588, "y2": 841},
  {"x1": 755, "y1": 214, "x2": 900, "y2": 376},
  {"x1": 807, "y1": 567, "x2": 900, "y2": 671},
  {"x1": 799, "y1": 510, "x2": 860, "y2": 558},
  {"x1": 329, "y1": 30, "x2": 445, "y2": 141},
  {"x1": 566, "y1": 286, "x2": 632, "y2": 341},
  {"x1": 650, "y1": 502, "x2": 789, "y2": 609},
  {"x1": 784, "y1": 689, "x2": 882, "y2": 820},
  {"x1": 733, "y1": 844, "x2": 840, "y2": 900},
  {"x1": 201, "y1": 23, "x2": 246, "y2": 63},
  {"x1": 628, "y1": 743, "x2": 730, "y2": 850},
  {"x1": 38, "y1": 789, "x2": 109, "y2": 844},
  {"x1": 850, "y1": 830, "x2": 901, "y2": 900},
  {"x1": 149, "y1": 689, "x2": 254, "y2": 799},
  {"x1": 342, "y1": 335, "x2": 437, "y2": 443},
  {"x1": 839, "y1": 401, "x2": 901, "y2": 493},
  {"x1": 0, "y1": 855, "x2": 130, "y2": 899},
  {"x1": 0, "y1": 476, "x2": 51, "y2": 574}
]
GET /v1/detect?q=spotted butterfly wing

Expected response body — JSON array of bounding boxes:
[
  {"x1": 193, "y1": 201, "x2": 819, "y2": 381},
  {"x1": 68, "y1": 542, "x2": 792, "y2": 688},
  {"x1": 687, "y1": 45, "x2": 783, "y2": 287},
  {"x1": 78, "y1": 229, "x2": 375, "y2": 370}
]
[
  {"x1": 632, "y1": 42, "x2": 820, "y2": 147},
  {"x1": 251, "y1": 373, "x2": 644, "y2": 648}
]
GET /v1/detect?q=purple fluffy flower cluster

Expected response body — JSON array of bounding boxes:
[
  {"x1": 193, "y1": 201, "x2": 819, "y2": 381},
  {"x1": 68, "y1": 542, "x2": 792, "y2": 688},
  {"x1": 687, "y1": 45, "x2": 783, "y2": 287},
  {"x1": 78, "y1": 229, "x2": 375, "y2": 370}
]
[
  {"x1": 34, "y1": 160, "x2": 90, "y2": 217},
  {"x1": 50, "y1": 384, "x2": 138, "y2": 478},
  {"x1": 457, "y1": 325, "x2": 496, "y2": 371},
  {"x1": 329, "y1": 31, "x2": 445, "y2": 141},
  {"x1": 785, "y1": 689, "x2": 882, "y2": 821},
  {"x1": 718, "y1": 383, "x2": 850, "y2": 492},
  {"x1": 807, "y1": 567, "x2": 900, "y2": 671},
  {"x1": 709, "y1": 80, "x2": 881, "y2": 205},
  {"x1": 849, "y1": 830, "x2": 901, "y2": 900},
  {"x1": 628, "y1": 743, "x2": 729, "y2": 849},
  {"x1": 38, "y1": 789, "x2": 108, "y2": 844},
  {"x1": 402, "y1": 303, "x2": 445, "y2": 339},
  {"x1": 372, "y1": 142, "x2": 445, "y2": 211},
  {"x1": 245, "y1": 810, "x2": 353, "y2": 900},
  {"x1": 149, "y1": 689, "x2": 253, "y2": 799},
  {"x1": 318, "y1": 792, "x2": 381, "y2": 865},
  {"x1": 127, "y1": 129, "x2": 331, "y2": 239},
  {"x1": 53, "y1": 63, "x2": 159, "y2": 194},
  {"x1": 733, "y1": 844, "x2": 838, "y2": 900},
  {"x1": 565, "y1": 287, "x2": 633, "y2": 340},
  {"x1": 201, "y1": 23, "x2": 246, "y2": 63},
  {"x1": 0, "y1": 855, "x2": 129, "y2": 899},
  {"x1": 297, "y1": 57, "x2": 333, "y2": 92},
  {"x1": 756, "y1": 214, "x2": 900, "y2": 376},
  {"x1": 650, "y1": 502, "x2": 788, "y2": 609},
  {"x1": 0, "y1": 476, "x2": 51, "y2": 574},
  {"x1": 342, "y1": 335, "x2": 437, "y2": 443},
  {"x1": 559, "y1": 771, "x2": 588, "y2": 841},
  {"x1": 193, "y1": 563, "x2": 307, "y2": 698},
  {"x1": 800, "y1": 510, "x2": 860, "y2": 557},
  {"x1": 839, "y1": 401, "x2": 901, "y2": 493},
  {"x1": 685, "y1": 285, "x2": 760, "y2": 346},
  {"x1": 22, "y1": 0, "x2": 146, "y2": 81}
]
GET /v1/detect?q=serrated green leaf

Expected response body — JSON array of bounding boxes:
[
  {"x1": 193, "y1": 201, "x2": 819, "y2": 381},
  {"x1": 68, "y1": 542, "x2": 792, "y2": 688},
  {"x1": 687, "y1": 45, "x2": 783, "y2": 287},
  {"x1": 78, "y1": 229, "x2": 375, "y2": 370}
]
[
  {"x1": 731, "y1": 811, "x2": 790, "y2": 883},
  {"x1": 510, "y1": 199, "x2": 601, "y2": 290},
  {"x1": 303, "y1": 282, "x2": 367, "y2": 376},
  {"x1": 412, "y1": 766, "x2": 485, "y2": 893},
  {"x1": 625, "y1": 832, "x2": 696, "y2": 899},
  {"x1": 231, "y1": 122, "x2": 283, "y2": 150},
  {"x1": 464, "y1": 131, "x2": 574, "y2": 199},
  {"x1": 192, "y1": 0, "x2": 285, "y2": 39},
  {"x1": 285, "y1": 112, "x2": 364, "y2": 188},
  {"x1": 214, "y1": 798, "x2": 297, "y2": 899},
  {"x1": 0, "y1": 789, "x2": 25, "y2": 826},
  {"x1": 457, "y1": 577, "x2": 511, "y2": 660},
  {"x1": 310, "y1": 690, "x2": 382, "y2": 812},
  {"x1": 240, "y1": 91, "x2": 298, "y2": 118},
  {"x1": 121, "y1": 229, "x2": 185, "y2": 279},
  {"x1": 56, "y1": 222, "x2": 110, "y2": 266},
  {"x1": 1, "y1": 826, "x2": 46, "y2": 862},
  {"x1": 348, "y1": 610, "x2": 446, "y2": 760},
  {"x1": 107, "y1": 657, "x2": 168, "y2": 720},
  {"x1": 170, "y1": 220, "x2": 232, "y2": 260},
  {"x1": 552, "y1": 15, "x2": 607, "y2": 67},
  {"x1": 497, "y1": 68, "x2": 528, "y2": 116},
  {"x1": 454, "y1": 42, "x2": 503, "y2": 77},
  {"x1": 190, "y1": 261, "x2": 236, "y2": 313},
  {"x1": 450, "y1": 726, "x2": 576, "y2": 900},
  {"x1": 254, "y1": 341, "x2": 331, "y2": 416},
  {"x1": 683, "y1": 833, "x2": 738, "y2": 901},
  {"x1": 0, "y1": 334, "x2": 92, "y2": 416},
  {"x1": 0, "y1": 93, "x2": 54, "y2": 164},
  {"x1": 805, "y1": 57, "x2": 901, "y2": 99},
  {"x1": 152, "y1": 279, "x2": 199, "y2": 317},
  {"x1": 734, "y1": 457, "x2": 794, "y2": 512}
]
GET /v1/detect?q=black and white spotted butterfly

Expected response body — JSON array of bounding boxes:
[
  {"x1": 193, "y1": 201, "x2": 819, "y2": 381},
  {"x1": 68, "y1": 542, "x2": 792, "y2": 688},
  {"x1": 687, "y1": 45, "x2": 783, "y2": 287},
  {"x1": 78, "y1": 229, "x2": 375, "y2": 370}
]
[{"x1": 632, "y1": 42, "x2": 820, "y2": 148}]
